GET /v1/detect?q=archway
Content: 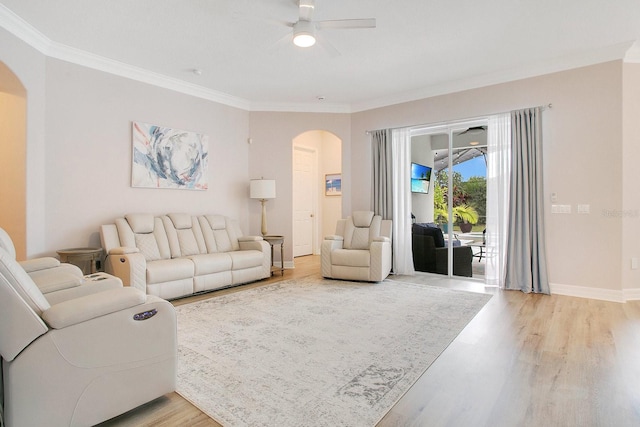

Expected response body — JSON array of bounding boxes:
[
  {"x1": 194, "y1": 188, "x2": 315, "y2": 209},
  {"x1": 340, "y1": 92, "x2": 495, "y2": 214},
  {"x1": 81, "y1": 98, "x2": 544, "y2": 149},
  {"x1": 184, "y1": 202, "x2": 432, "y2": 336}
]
[
  {"x1": 0, "y1": 61, "x2": 27, "y2": 259},
  {"x1": 292, "y1": 130, "x2": 342, "y2": 257}
]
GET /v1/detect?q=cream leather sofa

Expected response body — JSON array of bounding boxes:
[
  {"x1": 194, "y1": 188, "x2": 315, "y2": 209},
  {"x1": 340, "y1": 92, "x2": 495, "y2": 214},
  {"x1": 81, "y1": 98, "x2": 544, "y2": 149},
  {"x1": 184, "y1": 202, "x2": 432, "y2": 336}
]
[
  {"x1": 0, "y1": 227, "x2": 122, "y2": 304},
  {"x1": 100, "y1": 213, "x2": 271, "y2": 299},
  {"x1": 0, "y1": 246, "x2": 177, "y2": 427},
  {"x1": 321, "y1": 211, "x2": 392, "y2": 282}
]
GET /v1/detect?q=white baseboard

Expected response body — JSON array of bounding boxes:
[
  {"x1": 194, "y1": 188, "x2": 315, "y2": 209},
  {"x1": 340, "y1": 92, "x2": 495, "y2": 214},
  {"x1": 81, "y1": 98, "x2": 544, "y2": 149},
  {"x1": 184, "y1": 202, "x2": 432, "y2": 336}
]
[
  {"x1": 550, "y1": 282, "x2": 640, "y2": 303},
  {"x1": 623, "y1": 288, "x2": 640, "y2": 301}
]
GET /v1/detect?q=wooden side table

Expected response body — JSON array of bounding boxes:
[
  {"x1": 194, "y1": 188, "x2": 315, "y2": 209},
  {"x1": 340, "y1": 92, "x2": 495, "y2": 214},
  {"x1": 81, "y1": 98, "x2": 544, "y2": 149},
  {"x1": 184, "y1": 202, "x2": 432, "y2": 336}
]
[
  {"x1": 57, "y1": 247, "x2": 103, "y2": 275},
  {"x1": 262, "y1": 235, "x2": 284, "y2": 276}
]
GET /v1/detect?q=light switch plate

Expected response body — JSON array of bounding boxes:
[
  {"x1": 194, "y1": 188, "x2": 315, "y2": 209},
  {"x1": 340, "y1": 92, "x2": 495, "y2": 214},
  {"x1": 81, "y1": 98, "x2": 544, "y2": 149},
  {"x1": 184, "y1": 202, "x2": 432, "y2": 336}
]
[
  {"x1": 577, "y1": 204, "x2": 590, "y2": 214},
  {"x1": 551, "y1": 204, "x2": 572, "y2": 214}
]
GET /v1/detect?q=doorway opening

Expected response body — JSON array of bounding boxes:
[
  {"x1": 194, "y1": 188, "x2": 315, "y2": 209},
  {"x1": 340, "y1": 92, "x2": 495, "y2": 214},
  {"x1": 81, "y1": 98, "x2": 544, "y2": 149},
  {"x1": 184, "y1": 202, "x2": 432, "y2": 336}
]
[
  {"x1": 0, "y1": 61, "x2": 27, "y2": 259},
  {"x1": 292, "y1": 130, "x2": 342, "y2": 259}
]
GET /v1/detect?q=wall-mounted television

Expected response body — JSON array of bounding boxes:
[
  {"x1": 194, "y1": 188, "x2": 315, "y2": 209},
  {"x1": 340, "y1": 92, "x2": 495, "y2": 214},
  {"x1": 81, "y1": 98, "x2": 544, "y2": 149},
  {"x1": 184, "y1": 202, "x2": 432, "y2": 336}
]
[{"x1": 411, "y1": 162, "x2": 432, "y2": 194}]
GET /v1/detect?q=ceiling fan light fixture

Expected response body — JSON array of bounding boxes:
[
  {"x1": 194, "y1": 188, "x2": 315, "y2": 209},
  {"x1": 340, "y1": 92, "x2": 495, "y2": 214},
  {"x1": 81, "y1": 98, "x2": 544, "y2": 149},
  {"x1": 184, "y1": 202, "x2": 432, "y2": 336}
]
[{"x1": 293, "y1": 20, "x2": 316, "y2": 47}]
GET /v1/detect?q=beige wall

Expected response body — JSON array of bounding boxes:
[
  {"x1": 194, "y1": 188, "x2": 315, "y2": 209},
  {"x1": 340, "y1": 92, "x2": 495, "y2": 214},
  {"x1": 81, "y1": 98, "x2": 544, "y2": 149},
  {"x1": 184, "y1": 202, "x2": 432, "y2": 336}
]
[
  {"x1": 622, "y1": 62, "x2": 640, "y2": 295},
  {"x1": 411, "y1": 134, "x2": 435, "y2": 223},
  {"x1": 352, "y1": 61, "x2": 628, "y2": 297},
  {"x1": 249, "y1": 112, "x2": 350, "y2": 263},
  {"x1": 42, "y1": 58, "x2": 251, "y2": 252},
  {"x1": 320, "y1": 132, "x2": 342, "y2": 243}
]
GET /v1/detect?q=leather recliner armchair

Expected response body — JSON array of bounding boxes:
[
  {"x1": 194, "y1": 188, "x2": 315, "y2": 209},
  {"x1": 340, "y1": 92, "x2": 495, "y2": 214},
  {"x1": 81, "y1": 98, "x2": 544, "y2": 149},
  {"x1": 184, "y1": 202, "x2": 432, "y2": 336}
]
[
  {"x1": 321, "y1": 211, "x2": 392, "y2": 282},
  {"x1": 0, "y1": 247, "x2": 177, "y2": 426}
]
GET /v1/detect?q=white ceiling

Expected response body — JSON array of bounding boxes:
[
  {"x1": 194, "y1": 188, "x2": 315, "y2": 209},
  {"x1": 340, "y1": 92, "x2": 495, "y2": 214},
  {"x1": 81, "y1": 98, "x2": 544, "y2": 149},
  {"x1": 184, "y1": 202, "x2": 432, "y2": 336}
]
[{"x1": 1, "y1": 0, "x2": 640, "y2": 112}]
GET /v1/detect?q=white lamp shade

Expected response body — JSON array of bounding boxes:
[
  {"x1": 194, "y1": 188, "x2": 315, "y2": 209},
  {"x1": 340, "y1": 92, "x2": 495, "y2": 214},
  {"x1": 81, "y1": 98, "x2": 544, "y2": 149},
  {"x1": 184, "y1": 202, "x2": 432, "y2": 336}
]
[{"x1": 250, "y1": 179, "x2": 276, "y2": 200}]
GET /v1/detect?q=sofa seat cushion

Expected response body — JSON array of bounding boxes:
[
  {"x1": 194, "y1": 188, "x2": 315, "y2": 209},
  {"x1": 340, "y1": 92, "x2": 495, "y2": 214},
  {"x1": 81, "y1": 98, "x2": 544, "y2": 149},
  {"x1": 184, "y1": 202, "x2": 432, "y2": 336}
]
[
  {"x1": 331, "y1": 249, "x2": 370, "y2": 267},
  {"x1": 228, "y1": 250, "x2": 264, "y2": 270},
  {"x1": 146, "y1": 258, "x2": 194, "y2": 284},
  {"x1": 189, "y1": 253, "x2": 232, "y2": 275}
]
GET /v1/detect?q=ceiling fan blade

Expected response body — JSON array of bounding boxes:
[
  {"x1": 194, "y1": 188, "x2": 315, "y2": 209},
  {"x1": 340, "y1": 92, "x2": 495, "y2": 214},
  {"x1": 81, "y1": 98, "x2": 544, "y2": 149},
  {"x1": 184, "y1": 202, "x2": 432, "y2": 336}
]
[
  {"x1": 298, "y1": 0, "x2": 315, "y2": 21},
  {"x1": 316, "y1": 37, "x2": 341, "y2": 57},
  {"x1": 316, "y1": 18, "x2": 376, "y2": 30},
  {"x1": 267, "y1": 31, "x2": 295, "y2": 54}
]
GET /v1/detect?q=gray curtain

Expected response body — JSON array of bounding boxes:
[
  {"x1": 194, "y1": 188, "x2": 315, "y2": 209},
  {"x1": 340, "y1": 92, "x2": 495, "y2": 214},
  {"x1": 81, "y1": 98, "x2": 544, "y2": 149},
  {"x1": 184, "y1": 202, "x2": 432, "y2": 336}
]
[
  {"x1": 371, "y1": 129, "x2": 393, "y2": 220},
  {"x1": 504, "y1": 107, "x2": 550, "y2": 294}
]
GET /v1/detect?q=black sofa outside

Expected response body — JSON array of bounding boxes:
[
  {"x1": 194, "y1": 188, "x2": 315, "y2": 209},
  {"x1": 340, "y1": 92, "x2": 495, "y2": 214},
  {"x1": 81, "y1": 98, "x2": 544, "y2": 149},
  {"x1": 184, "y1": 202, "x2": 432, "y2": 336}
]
[{"x1": 411, "y1": 223, "x2": 473, "y2": 277}]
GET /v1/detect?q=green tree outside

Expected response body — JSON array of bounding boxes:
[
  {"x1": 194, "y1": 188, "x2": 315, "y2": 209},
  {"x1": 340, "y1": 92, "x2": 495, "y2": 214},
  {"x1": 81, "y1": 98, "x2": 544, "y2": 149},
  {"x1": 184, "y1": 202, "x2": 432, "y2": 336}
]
[
  {"x1": 461, "y1": 176, "x2": 486, "y2": 225},
  {"x1": 434, "y1": 169, "x2": 486, "y2": 229}
]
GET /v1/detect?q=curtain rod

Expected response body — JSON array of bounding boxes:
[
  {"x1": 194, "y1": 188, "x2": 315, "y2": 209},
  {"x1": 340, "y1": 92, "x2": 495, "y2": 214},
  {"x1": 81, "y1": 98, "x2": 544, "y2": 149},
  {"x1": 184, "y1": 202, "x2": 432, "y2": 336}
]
[{"x1": 365, "y1": 103, "x2": 552, "y2": 135}]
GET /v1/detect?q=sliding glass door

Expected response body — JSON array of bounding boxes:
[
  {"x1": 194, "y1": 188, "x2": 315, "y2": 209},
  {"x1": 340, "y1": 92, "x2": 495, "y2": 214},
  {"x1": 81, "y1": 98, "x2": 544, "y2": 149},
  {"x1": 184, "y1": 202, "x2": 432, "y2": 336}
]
[{"x1": 411, "y1": 119, "x2": 488, "y2": 279}]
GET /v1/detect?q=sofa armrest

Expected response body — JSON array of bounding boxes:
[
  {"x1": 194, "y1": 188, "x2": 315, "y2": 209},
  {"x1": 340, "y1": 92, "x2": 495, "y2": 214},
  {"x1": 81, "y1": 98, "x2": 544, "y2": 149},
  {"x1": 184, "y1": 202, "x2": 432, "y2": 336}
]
[
  {"x1": 324, "y1": 235, "x2": 344, "y2": 241},
  {"x1": 237, "y1": 239, "x2": 271, "y2": 278},
  {"x1": 108, "y1": 246, "x2": 140, "y2": 255},
  {"x1": 19, "y1": 257, "x2": 61, "y2": 273},
  {"x1": 373, "y1": 236, "x2": 390, "y2": 243},
  {"x1": 238, "y1": 236, "x2": 263, "y2": 242},
  {"x1": 369, "y1": 240, "x2": 392, "y2": 281},
  {"x1": 238, "y1": 239, "x2": 270, "y2": 253},
  {"x1": 42, "y1": 287, "x2": 146, "y2": 329},
  {"x1": 321, "y1": 238, "x2": 345, "y2": 278},
  {"x1": 104, "y1": 252, "x2": 147, "y2": 292}
]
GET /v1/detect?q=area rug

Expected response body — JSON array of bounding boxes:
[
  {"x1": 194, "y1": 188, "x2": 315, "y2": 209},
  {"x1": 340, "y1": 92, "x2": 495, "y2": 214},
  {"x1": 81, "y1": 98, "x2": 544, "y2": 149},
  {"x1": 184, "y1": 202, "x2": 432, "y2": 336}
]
[{"x1": 175, "y1": 277, "x2": 492, "y2": 427}]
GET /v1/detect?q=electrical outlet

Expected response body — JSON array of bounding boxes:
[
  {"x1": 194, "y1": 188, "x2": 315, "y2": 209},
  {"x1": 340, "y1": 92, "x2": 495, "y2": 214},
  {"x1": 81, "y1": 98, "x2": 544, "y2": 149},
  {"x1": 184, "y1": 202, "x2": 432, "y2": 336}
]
[
  {"x1": 632, "y1": 258, "x2": 638, "y2": 270},
  {"x1": 577, "y1": 204, "x2": 590, "y2": 214}
]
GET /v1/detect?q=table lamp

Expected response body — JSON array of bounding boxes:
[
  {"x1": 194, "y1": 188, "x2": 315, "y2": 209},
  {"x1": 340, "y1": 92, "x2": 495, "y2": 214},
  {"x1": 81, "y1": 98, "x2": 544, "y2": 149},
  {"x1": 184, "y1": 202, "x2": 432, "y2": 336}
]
[{"x1": 250, "y1": 179, "x2": 276, "y2": 236}]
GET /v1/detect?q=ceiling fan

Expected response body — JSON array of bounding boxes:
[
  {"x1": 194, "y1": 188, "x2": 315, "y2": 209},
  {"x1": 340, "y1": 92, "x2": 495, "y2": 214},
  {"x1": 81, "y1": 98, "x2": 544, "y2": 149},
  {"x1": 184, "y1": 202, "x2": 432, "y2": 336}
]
[{"x1": 290, "y1": 0, "x2": 376, "y2": 48}]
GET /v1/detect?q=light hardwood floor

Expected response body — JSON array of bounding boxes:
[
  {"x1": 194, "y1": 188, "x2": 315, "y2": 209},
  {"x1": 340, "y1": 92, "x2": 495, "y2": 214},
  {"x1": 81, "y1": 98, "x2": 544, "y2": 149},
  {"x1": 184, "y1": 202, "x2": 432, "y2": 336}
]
[{"x1": 99, "y1": 256, "x2": 640, "y2": 426}]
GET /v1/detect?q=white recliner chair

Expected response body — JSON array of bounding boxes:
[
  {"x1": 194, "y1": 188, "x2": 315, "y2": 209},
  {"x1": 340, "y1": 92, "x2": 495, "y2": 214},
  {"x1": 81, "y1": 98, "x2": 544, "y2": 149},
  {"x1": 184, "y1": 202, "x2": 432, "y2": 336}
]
[
  {"x1": 0, "y1": 227, "x2": 121, "y2": 304},
  {"x1": 0, "y1": 247, "x2": 177, "y2": 427},
  {"x1": 321, "y1": 211, "x2": 392, "y2": 282}
]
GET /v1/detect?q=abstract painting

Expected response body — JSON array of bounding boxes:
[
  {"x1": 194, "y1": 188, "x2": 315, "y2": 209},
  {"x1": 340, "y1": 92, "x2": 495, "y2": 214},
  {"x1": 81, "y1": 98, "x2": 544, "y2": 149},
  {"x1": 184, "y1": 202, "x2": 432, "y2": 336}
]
[{"x1": 132, "y1": 121, "x2": 209, "y2": 190}]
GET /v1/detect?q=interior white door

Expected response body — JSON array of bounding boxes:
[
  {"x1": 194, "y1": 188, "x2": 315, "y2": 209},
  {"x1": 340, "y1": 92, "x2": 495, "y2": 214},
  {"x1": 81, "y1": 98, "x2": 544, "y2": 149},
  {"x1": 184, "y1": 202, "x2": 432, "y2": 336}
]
[{"x1": 293, "y1": 146, "x2": 316, "y2": 257}]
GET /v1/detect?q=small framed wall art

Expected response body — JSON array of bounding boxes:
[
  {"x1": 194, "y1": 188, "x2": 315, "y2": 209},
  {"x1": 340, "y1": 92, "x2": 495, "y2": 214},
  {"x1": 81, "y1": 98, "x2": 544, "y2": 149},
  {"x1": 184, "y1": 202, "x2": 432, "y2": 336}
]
[
  {"x1": 132, "y1": 121, "x2": 209, "y2": 190},
  {"x1": 325, "y1": 173, "x2": 342, "y2": 196}
]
